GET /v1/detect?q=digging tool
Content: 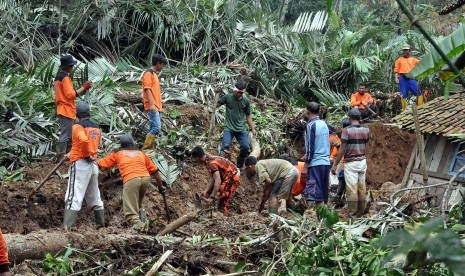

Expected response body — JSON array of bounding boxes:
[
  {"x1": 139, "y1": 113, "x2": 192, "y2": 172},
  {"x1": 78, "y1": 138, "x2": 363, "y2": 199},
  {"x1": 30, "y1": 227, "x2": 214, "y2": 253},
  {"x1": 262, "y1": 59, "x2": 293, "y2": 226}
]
[{"x1": 25, "y1": 157, "x2": 66, "y2": 203}]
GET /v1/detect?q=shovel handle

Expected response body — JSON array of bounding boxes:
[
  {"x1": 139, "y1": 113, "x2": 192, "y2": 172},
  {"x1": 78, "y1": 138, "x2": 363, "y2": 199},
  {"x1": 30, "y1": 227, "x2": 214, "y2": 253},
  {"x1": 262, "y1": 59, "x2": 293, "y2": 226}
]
[{"x1": 26, "y1": 157, "x2": 66, "y2": 203}]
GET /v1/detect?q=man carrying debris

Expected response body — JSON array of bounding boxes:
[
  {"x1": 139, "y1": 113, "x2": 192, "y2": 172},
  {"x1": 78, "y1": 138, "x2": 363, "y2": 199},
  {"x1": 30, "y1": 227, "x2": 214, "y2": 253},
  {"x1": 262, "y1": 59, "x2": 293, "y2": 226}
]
[
  {"x1": 0, "y1": 229, "x2": 10, "y2": 276},
  {"x1": 216, "y1": 82, "x2": 256, "y2": 169},
  {"x1": 331, "y1": 108, "x2": 370, "y2": 217},
  {"x1": 54, "y1": 55, "x2": 92, "y2": 160},
  {"x1": 245, "y1": 156, "x2": 299, "y2": 214},
  {"x1": 63, "y1": 102, "x2": 104, "y2": 230},
  {"x1": 394, "y1": 44, "x2": 421, "y2": 111},
  {"x1": 302, "y1": 102, "x2": 331, "y2": 209},
  {"x1": 350, "y1": 83, "x2": 377, "y2": 120},
  {"x1": 141, "y1": 54, "x2": 168, "y2": 150},
  {"x1": 191, "y1": 146, "x2": 240, "y2": 216},
  {"x1": 97, "y1": 133, "x2": 165, "y2": 230}
]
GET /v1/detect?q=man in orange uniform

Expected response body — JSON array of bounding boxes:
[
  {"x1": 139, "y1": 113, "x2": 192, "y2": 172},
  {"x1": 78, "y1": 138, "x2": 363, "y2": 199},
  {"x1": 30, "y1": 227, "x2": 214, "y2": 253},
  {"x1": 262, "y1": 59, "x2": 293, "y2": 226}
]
[
  {"x1": 63, "y1": 102, "x2": 104, "y2": 230},
  {"x1": 0, "y1": 229, "x2": 10, "y2": 276},
  {"x1": 141, "y1": 54, "x2": 168, "y2": 149},
  {"x1": 350, "y1": 83, "x2": 376, "y2": 119},
  {"x1": 97, "y1": 133, "x2": 165, "y2": 230},
  {"x1": 191, "y1": 146, "x2": 240, "y2": 216},
  {"x1": 53, "y1": 55, "x2": 92, "y2": 160},
  {"x1": 394, "y1": 44, "x2": 421, "y2": 111},
  {"x1": 328, "y1": 125, "x2": 341, "y2": 163}
]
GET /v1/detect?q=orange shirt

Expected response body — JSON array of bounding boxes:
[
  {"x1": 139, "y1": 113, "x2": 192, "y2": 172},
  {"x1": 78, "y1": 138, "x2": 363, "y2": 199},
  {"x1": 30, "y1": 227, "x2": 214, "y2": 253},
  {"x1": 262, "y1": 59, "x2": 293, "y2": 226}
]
[
  {"x1": 394, "y1": 57, "x2": 420, "y2": 74},
  {"x1": 69, "y1": 120, "x2": 102, "y2": 164},
  {"x1": 329, "y1": 134, "x2": 341, "y2": 160},
  {"x1": 0, "y1": 229, "x2": 10, "y2": 270},
  {"x1": 142, "y1": 69, "x2": 162, "y2": 112},
  {"x1": 350, "y1": 92, "x2": 376, "y2": 110},
  {"x1": 53, "y1": 71, "x2": 77, "y2": 119},
  {"x1": 205, "y1": 155, "x2": 239, "y2": 182},
  {"x1": 97, "y1": 148, "x2": 159, "y2": 184},
  {"x1": 291, "y1": 162, "x2": 306, "y2": 196}
]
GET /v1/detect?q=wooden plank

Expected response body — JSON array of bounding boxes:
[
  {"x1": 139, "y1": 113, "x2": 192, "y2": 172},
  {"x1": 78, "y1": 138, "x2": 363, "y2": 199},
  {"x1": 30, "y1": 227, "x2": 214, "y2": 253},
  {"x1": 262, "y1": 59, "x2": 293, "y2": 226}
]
[
  {"x1": 411, "y1": 169, "x2": 465, "y2": 183},
  {"x1": 429, "y1": 136, "x2": 447, "y2": 172},
  {"x1": 414, "y1": 134, "x2": 429, "y2": 169},
  {"x1": 401, "y1": 143, "x2": 417, "y2": 187},
  {"x1": 409, "y1": 173, "x2": 452, "y2": 185},
  {"x1": 424, "y1": 135, "x2": 438, "y2": 166},
  {"x1": 438, "y1": 141, "x2": 457, "y2": 174}
]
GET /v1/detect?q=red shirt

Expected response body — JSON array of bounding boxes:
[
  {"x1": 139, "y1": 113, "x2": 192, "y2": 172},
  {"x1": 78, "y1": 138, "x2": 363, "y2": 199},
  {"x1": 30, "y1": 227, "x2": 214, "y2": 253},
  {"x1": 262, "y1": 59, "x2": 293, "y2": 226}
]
[{"x1": 0, "y1": 229, "x2": 10, "y2": 273}]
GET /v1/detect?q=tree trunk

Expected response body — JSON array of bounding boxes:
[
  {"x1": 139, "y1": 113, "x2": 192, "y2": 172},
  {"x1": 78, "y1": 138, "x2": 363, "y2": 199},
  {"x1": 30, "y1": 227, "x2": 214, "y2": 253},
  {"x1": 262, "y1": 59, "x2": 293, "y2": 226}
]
[
  {"x1": 3, "y1": 230, "x2": 156, "y2": 263},
  {"x1": 248, "y1": 132, "x2": 261, "y2": 159}
]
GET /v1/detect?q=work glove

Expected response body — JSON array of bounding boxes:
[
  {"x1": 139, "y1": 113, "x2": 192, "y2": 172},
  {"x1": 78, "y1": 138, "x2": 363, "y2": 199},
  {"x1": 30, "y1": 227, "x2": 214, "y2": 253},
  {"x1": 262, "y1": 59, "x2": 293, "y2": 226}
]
[
  {"x1": 82, "y1": 81, "x2": 92, "y2": 90},
  {"x1": 158, "y1": 186, "x2": 166, "y2": 194}
]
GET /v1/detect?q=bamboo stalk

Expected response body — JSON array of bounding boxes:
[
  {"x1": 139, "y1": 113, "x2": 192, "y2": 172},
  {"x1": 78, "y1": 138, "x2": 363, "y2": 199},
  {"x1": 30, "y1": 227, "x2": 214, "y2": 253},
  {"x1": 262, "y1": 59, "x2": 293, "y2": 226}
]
[
  {"x1": 412, "y1": 104, "x2": 428, "y2": 183},
  {"x1": 395, "y1": 0, "x2": 465, "y2": 88}
]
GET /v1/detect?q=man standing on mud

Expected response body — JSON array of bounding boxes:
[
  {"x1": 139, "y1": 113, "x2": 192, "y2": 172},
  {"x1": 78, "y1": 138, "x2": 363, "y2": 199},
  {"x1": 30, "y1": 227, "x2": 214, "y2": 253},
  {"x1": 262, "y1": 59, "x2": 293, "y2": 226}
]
[
  {"x1": 394, "y1": 44, "x2": 421, "y2": 111},
  {"x1": 141, "y1": 54, "x2": 168, "y2": 150},
  {"x1": 217, "y1": 82, "x2": 256, "y2": 169},
  {"x1": 97, "y1": 133, "x2": 165, "y2": 231},
  {"x1": 0, "y1": 229, "x2": 10, "y2": 276},
  {"x1": 191, "y1": 146, "x2": 240, "y2": 216},
  {"x1": 302, "y1": 102, "x2": 330, "y2": 209},
  {"x1": 331, "y1": 108, "x2": 370, "y2": 217},
  {"x1": 63, "y1": 102, "x2": 104, "y2": 230},
  {"x1": 53, "y1": 55, "x2": 92, "y2": 160}
]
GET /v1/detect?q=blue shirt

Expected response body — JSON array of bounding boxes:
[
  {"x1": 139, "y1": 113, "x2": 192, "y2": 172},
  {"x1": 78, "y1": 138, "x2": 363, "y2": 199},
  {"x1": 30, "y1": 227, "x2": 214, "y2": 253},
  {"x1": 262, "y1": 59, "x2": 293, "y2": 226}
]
[{"x1": 305, "y1": 117, "x2": 330, "y2": 166}]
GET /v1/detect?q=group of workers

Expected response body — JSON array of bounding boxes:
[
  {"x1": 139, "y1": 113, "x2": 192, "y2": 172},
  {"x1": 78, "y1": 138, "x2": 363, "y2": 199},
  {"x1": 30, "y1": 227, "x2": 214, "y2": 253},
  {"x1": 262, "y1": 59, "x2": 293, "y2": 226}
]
[{"x1": 0, "y1": 44, "x2": 422, "y2": 274}]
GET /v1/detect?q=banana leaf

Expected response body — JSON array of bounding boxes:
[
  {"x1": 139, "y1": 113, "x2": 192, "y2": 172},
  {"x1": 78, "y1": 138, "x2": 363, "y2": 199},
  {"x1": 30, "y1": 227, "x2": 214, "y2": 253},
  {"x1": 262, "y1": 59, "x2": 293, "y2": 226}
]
[{"x1": 408, "y1": 25, "x2": 465, "y2": 79}]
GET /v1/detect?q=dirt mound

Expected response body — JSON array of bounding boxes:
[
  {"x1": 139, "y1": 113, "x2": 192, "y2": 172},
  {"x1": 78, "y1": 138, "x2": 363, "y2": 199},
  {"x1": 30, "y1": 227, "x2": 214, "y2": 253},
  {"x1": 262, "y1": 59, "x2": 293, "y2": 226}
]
[{"x1": 365, "y1": 122, "x2": 416, "y2": 189}]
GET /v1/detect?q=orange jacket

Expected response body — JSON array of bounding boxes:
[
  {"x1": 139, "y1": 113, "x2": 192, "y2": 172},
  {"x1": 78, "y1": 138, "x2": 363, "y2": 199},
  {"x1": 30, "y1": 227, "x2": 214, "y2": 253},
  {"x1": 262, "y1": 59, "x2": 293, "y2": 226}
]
[
  {"x1": 69, "y1": 120, "x2": 102, "y2": 164},
  {"x1": 53, "y1": 71, "x2": 77, "y2": 119},
  {"x1": 329, "y1": 134, "x2": 341, "y2": 160},
  {"x1": 291, "y1": 162, "x2": 306, "y2": 196},
  {"x1": 142, "y1": 69, "x2": 163, "y2": 112},
  {"x1": 97, "y1": 148, "x2": 159, "y2": 184},
  {"x1": 394, "y1": 57, "x2": 420, "y2": 74},
  {"x1": 0, "y1": 229, "x2": 10, "y2": 273},
  {"x1": 350, "y1": 92, "x2": 376, "y2": 109}
]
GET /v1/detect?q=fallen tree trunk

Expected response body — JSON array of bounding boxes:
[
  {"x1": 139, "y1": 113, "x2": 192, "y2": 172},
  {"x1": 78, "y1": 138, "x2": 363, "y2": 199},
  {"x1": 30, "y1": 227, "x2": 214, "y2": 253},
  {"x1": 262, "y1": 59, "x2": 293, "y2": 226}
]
[
  {"x1": 248, "y1": 132, "x2": 261, "y2": 159},
  {"x1": 156, "y1": 212, "x2": 198, "y2": 237},
  {"x1": 4, "y1": 230, "x2": 156, "y2": 263}
]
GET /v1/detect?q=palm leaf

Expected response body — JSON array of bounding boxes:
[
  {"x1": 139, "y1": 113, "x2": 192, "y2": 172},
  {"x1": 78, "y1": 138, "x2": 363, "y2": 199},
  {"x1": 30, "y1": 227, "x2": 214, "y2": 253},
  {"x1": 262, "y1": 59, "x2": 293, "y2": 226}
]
[{"x1": 152, "y1": 154, "x2": 180, "y2": 188}]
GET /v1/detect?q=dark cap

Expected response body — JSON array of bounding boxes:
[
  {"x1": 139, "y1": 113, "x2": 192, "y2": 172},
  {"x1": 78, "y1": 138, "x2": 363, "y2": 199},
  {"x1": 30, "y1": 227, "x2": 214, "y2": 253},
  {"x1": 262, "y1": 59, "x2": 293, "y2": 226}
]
[
  {"x1": 120, "y1": 133, "x2": 134, "y2": 146},
  {"x1": 60, "y1": 55, "x2": 77, "y2": 69},
  {"x1": 76, "y1": 101, "x2": 90, "y2": 118},
  {"x1": 328, "y1": 125, "x2": 335, "y2": 133},
  {"x1": 347, "y1": 108, "x2": 361, "y2": 120},
  {"x1": 341, "y1": 117, "x2": 350, "y2": 128},
  {"x1": 278, "y1": 153, "x2": 292, "y2": 162}
]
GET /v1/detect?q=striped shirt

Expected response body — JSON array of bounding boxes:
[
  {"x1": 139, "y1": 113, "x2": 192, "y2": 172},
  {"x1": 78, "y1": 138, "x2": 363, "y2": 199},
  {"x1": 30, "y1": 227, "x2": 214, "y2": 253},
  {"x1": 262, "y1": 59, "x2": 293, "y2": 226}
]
[
  {"x1": 341, "y1": 124, "x2": 370, "y2": 159},
  {"x1": 305, "y1": 117, "x2": 330, "y2": 166}
]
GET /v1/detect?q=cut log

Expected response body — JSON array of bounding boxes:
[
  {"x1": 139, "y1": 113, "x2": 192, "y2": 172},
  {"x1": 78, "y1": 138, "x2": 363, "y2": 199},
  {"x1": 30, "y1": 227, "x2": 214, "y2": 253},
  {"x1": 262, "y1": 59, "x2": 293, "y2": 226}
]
[
  {"x1": 3, "y1": 230, "x2": 156, "y2": 263},
  {"x1": 156, "y1": 212, "x2": 198, "y2": 237},
  {"x1": 248, "y1": 132, "x2": 261, "y2": 159},
  {"x1": 145, "y1": 250, "x2": 173, "y2": 276}
]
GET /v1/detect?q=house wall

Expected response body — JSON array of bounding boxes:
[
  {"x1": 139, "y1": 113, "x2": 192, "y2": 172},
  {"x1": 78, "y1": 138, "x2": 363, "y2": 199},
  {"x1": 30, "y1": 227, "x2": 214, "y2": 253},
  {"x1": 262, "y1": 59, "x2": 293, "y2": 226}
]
[{"x1": 404, "y1": 134, "x2": 464, "y2": 208}]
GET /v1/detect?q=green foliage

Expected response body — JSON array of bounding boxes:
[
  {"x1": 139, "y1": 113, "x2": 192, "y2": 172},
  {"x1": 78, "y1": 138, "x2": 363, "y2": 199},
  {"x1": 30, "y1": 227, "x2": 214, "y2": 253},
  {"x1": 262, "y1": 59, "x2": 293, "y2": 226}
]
[
  {"x1": 43, "y1": 248, "x2": 75, "y2": 275},
  {"x1": 408, "y1": 24, "x2": 465, "y2": 80},
  {"x1": 377, "y1": 216, "x2": 465, "y2": 274},
  {"x1": 151, "y1": 154, "x2": 180, "y2": 188},
  {"x1": 0, "y1": 166, "x2": 23, "y2": 182}
]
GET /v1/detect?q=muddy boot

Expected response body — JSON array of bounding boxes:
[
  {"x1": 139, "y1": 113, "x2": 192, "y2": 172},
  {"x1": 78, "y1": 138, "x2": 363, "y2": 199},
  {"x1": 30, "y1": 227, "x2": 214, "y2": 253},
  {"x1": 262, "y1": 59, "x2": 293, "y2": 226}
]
[
  {"x1": 94, "y1": 209, "x2": 105, "y2": 229},
  {"x1": 401, "y1": 98, "x2": 407, "y2": 111},
  {"x1": 347, "y1": 201, "x2": 358, "y2": 218},
  {"x1": 357, "y1": 200, "x2": 367, "y2": 217},
  {"x1": 142, "y1": 134, "x2": 156, "y2": 150},
  {"x1": 139, "y1": 210, "x2": 146, "y2": 222},
  {"x1": 236, "y1": 148, "x2": 249, "y2": 169},
  {"x1": 63, "y1": 209, "x2": 78, "y2": 231},
  {"x1": 219, "y1": 150, "x2": 231, "y2": 160},
  {"x1": 55, "y1": 142, "x2": 67, "y2": 163}
]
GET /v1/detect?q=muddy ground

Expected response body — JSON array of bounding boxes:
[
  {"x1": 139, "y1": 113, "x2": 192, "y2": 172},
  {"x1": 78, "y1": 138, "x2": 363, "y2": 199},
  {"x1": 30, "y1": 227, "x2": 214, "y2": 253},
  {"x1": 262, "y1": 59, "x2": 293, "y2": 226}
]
[{"x1": 0, "y1": 104, "x2": 416, "y2": 274}]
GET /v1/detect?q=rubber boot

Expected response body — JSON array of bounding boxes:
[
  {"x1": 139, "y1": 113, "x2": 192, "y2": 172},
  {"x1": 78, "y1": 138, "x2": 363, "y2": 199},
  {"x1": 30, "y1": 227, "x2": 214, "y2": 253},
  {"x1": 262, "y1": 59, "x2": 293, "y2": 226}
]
[
  {"x1": 417, "y1": 95, "x2": 424, "y2": 106},
  {"x1": 139, "y1": 210, "x2": 146, "y2": 222},
  {"x1": 94, "y1": 209, "x2": 105, "y2": 229},
  {"x1": 357, "y1": 200, "x2": 367, "y2": 217},
  {"x1": 236, "y1": 148, "x2": 249, "y2": 169},
  {"x1": 347, "y1": 201, "x2": 358, "y2": 218},
  {"x1": 401, "y1": 98, "x2": 407, "y2": 111},
  {"x1": 56, "y1": 141, "x2": 67, "y2": 162},
  {"x1": 63, "y1": 209, "x2": 78, "y2": 231},
  {"x1": 142, "y1": 134, "x2": 156, "y2": 150}
]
